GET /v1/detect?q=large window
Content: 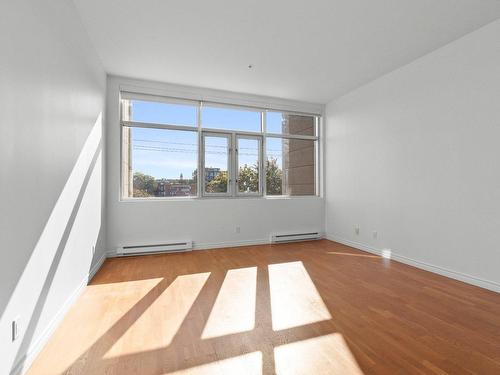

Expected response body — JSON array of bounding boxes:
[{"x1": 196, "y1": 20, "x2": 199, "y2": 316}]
[{"x1": 121, "y1": 92, "x2": 319, "y2": 199}]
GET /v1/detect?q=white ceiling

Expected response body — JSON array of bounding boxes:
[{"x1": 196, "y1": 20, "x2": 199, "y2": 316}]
[{"x1": 73, "y1": 0, "x2": 500, "y2": 104}]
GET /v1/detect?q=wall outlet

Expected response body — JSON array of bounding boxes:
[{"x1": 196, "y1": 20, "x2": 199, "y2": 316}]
[
  {"x1": 235, "y1": 226, "x2": 241, "y2": 234},
  {"x1": 372, "y1": 231, "x2": 378, "y2": 239},
  {"x1": 12, "y1": 316, "x2": 20, "y2": 342},
  {"x1": 354, "y1": 225, "x2": 360, "y2": 235}
]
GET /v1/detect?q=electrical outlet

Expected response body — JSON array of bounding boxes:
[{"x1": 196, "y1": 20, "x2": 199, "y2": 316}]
[
  {"x1": 354, "y1": 225, "x2": 360, "y2": 235},
  {"x1": 372, "y1": 231, "x2": 378, "y2": 239},
  {"x1": 235, "y1": 226, "x2": 241, "y2": 234},
  {"x1": 12, "y1": 316, "x2": 20, "y2": 342}
]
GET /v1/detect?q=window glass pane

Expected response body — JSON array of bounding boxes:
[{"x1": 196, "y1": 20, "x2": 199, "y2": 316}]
[
  {"x1": 123, "y1": 127, "x2": 198, "y2": 198},
  {"x1": 202, "y1": 105, "x2": 261, "y2": 132},
  {"x1": 126, "y1": 99, "x2": 197, "y2": 126},
  {"x1": 204, "y1": 135, "x2": 229, "y2": 194},
  {"x1": 265, "y1": 138, "x2": 284, "y2": 195},
  {"x1": 266, "y1": 138, "x2": 316, "y2": 196},
  {"x1": 238, "y1": 138, "x2": 260, "y2": 194},
  {"x1": 266, "y1": 112, "x2": 316, "y2": 136}
]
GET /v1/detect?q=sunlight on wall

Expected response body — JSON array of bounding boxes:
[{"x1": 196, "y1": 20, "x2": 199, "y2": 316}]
[
  {"x1": 268, "y1": 261, "x2": 331, "y2": 331},
  {"x1": 167, "y1": 351, "x2": 262, "y2": 375},
  {"x1": 103, "y1": 272, "x2": 210, "y2": 358},
  {"x1": 2, "y1": 114, "x2": 103, "y2": 375},
  {"x1": 202, "y1": 267, "x2": 257, "y2": 339},
  {"x1": 274, "y1": 333, "x2": 363, "y2": 374}
]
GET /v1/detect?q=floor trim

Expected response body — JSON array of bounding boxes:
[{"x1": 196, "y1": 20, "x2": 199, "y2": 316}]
[
  {"x1": 11, "y1": 277, "x2": 87, "y2": 375},
  {"x1": 193, "y1": 239, "x2": 270, "y2": 250},
  {"x1": 12, "y1": 255, "x2": 107, "y2": 375},
  {"x1": 326, "y1": 234, "x2": 500, "y2": 294},
  {"x1": 88, "y1": 251, "x2": 107, "y2": 282}
]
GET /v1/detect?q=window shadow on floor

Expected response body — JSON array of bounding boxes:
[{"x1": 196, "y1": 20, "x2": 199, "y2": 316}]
[{"x1": 51, "y1": 241, "x2": 371, "y2": 374}]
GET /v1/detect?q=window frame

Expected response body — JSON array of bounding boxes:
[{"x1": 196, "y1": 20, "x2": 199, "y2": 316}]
[
  {"x1": 201, "y1": 132, "x2": 233, "y2": 197},
  {"x1": 200, "y1": 101, "x2": 263, "y2": 133},
  {"x1": 120, "y1": 92, "x2": 320, "y2": 200},
  {"x1": 235, "y1": 133, "x2": 263, "y2": 197}
]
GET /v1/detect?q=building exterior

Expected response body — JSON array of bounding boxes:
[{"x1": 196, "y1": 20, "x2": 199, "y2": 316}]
[
  {"x1": 282, "y1": 114, "x2": 316, "y2": 196},
  {"x1": 205, "y1": 167, "x2": 221, "y2": 183}
]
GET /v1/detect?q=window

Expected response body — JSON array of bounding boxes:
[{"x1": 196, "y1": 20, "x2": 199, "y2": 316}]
[
  {"x1": 121, "y1": 92, "x2": 319, "y2": 199},
  {"x1": 202, "y1": 104, "x2": 261, "y2": 132},
  {"x1": 203, "y1": 134, "x2": 230, "y2": 195},
  {"x1": 266, "y1": 111, "x2": 316, "y2": 136},
  {"x1": 122, "y1": 127, "x2": 198, "y2": 198},
  {"x1": 265, "y1": 137, "x2": 316, "y2": 196},
  {"x1": 127, "y1": 98, "x2": 197, "y2": 127},
  {"x1": 237, "y1": 136, "x2": 261, "y2": 195},
  {"x1": 202, "y1": 133, "x2": 263, "y2": 197}
]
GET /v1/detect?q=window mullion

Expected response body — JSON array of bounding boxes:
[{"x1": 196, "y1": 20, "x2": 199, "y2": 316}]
[
  {"x1": 197, "y1": 101, "x2": 202, "y2": 197},
  {"x1": 232, "y1": 133, "x2": 237, "y2": 197},
  {"x1": 262, "y1": 111, "x2": 267, "y2": 197}
]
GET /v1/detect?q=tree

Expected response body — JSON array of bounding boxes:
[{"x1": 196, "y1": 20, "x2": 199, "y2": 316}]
[
  {"x1": 133, "y1": 172, "x2": 158, "y2": 197},
  {"x1": 132, "y1": 188, "x2": 153, "y2": 198},
  {"x1": 205, "y1": 160, "x2": 282, "y2": 195},
  {"x1": 206, "y1": 171, "x2": 228, "y2": 193},
  {"x1": 266, "y1": 158, "x2": 282, "y2": 195},
  {"x1": 238, "y1": 164, "x2": 259, "y2": 193}
]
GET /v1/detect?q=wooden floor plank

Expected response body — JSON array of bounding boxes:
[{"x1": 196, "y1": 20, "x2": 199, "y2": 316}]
[{"x1": 27, "y1": 240, "x2": 500, "y2": 374}]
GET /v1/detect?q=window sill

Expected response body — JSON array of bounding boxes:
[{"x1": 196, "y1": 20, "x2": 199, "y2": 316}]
[{"x1": 119, "y1": 195, "x2": 322, "y2": 203}]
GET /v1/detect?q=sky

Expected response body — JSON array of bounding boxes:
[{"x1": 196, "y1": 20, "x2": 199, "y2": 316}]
[{"x1": 130, "y1": 100, "x2": 283, "y2": 179}]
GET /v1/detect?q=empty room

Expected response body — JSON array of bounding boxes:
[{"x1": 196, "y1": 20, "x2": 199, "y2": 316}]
[{"x1": 2, "y1": 0, "x2": 500, "y2": 374}]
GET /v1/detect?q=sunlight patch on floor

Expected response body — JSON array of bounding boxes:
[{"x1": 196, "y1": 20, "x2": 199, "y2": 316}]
[
  {"x1": 274, "y1": 333, "x2": 363, "y2": 375},
  {"x1": 202, "y1": 267, "x2": 257, "y2": 339},
  {"x1": 268, "y1": 261, "x2": 331, "y2": 331},
  {"x1": 165, "y1": 351, "x2": 262, "y2": 375},
  {"x1": 103, "y1": 272, "x2": 210, "y2": 358}
]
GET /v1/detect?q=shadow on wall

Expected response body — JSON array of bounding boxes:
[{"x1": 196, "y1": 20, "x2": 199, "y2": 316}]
[{"x1": 0, "y1": 114, "x2": 105, "y2": 375}]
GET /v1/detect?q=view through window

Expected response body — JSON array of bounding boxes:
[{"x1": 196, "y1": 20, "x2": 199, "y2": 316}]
[{"x1": 121, "y1": 93, "x2": 319, "y2": 198}]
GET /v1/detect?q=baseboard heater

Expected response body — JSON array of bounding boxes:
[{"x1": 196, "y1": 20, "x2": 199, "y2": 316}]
[
  {"x1": 117, "y1": 241, "x2": 193, "y2": 256},
  {"x1": 271, "y1": 232, "x2": 321, "y2": 243}
]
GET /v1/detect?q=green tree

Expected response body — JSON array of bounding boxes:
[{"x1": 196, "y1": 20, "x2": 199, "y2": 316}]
[
  {"x1": 133, "y1": 172, "x2": 158, "y2": 197},
  {"x1": 206, "y1": 171, "x2": 228, "y2": 193},
  {"x1": 238, "y1": 164, "x2": 259, "y2": 193},
  {"x1": 205, "y1": 160, "x2": 282, "y2": 195},
  {"x1": 266, "y1": 158, "x2": 282, "y2": 195}
]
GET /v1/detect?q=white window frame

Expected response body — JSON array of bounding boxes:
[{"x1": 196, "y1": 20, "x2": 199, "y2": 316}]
[
  {"x1": 235, "y1": 133, "x2": 263, "y2": 197},
  {"x1": 201, "y1": 132, "x2": 264, "y2": 197},
  {"x1": 201, "y1": 132, "x2": 233, "y2": 197},
  {"x1": 120, "y1": 91, "x2": 320, "y2": 200}
]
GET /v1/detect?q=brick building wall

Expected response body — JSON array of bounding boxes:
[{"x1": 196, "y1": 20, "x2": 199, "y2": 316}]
[{"x1": 282, "y1": 115, "x2": 315, "y2": 195}]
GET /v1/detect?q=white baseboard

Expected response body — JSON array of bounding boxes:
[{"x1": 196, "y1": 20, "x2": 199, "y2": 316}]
[
  {"x1": 325, "y1": 235, "x2": 382, "y2": 256},
  {"x1": 11, "y1": 254, "x2": 107, "y2": 375},
  {"x1": 11, "y1": 277, "x2": 88, "y2": 375},
  {"x1": 326, "y1": 234, "x2": 500, "y2": 293},
  {"x1": 88, "y1": 251, "x2": 107, "y2": 281},
  {"x1": 193, "y1": 239, "x2": 270, "y2": 250}
]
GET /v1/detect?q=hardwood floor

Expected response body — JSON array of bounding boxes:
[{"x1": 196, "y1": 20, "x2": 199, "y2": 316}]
[{"x1": 27, "y1": 240, "x2": 500, "y2": 374}]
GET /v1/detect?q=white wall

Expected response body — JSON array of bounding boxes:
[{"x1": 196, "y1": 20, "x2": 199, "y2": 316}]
[
  {"x1": 0, "y1": 1, "x2": 106, "y2": 374},
  {"x1": 325, "y1": 20, "x2": 500, "y2": 292},
  {"x1": 106, "y1": 76, "x2": 325, "y2": 252}
]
